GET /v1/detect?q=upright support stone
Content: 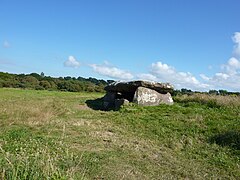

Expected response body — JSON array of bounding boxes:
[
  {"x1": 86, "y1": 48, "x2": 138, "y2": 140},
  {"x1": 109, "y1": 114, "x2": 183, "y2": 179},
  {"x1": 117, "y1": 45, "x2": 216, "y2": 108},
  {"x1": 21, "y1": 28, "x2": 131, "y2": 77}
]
[
  {"x1": 133, "y1": 87, "x2": 173, "y2": 106},
  {"x1": 103, "y1": 92, "x2": 116, "y2": 109},
  {"x1": 115, "y1": 98, "x2": 129, "y2": 110}
]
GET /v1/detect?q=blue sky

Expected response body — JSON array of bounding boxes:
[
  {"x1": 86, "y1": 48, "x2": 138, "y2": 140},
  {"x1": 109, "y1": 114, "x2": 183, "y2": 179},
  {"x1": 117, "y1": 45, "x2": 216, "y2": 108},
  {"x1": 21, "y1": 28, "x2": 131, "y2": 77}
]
[{"x1": 0, "y1": 0, "x2": 240, "y2": 91}]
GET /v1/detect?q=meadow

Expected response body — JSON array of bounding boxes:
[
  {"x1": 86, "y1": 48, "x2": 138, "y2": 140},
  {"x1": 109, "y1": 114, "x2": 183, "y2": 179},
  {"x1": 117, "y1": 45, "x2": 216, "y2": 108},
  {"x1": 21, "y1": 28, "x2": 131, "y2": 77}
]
[{"x1": 0, "y1": 88, "x2": 239, "y2": 179}]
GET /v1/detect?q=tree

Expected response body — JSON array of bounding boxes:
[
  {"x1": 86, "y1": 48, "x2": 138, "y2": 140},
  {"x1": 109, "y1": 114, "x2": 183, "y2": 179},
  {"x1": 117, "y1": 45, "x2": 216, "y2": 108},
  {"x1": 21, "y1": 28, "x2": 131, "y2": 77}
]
[
  {"x1": 0, "y1": 71, "x2": 113, "y2": 93},
  {"x1": 209, "y1": 90, "x2": 218, "y2": 95},
  {"x1": 22, "y1": 76, "x2": 39, "y2": 88},
  {"x1": 40, "y1": 80, "x2": 51, "y2": 89},
  {"x1": 219, "y1": 89, "x2": 228, "y2": 96},
  {"x1": 29, "y1": 73, "x2": 42, "y2": 80},
  {"x1": 181, "y1": 88, "x2": 192, "y2": 95},
  {"x1": 64, "y1": 76, "x2": 72, "y2": 81},
  {"x1": 41, "y1": 72, "x2": 45, "y2": 77}
]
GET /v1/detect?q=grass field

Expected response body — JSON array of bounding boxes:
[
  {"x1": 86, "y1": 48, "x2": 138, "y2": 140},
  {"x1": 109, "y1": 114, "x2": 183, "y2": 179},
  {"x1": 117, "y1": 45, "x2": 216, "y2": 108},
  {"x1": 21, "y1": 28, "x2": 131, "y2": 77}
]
[{"x1": 0, "y1": 88, "x2": 239, "y2": 179}]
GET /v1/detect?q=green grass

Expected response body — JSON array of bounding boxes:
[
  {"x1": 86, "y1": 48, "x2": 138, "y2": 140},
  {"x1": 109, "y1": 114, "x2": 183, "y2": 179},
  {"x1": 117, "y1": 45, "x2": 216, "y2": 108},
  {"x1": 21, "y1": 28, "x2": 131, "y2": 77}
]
[{"x1": 0, "y1": 88, "x2": 239, "y2": 179}]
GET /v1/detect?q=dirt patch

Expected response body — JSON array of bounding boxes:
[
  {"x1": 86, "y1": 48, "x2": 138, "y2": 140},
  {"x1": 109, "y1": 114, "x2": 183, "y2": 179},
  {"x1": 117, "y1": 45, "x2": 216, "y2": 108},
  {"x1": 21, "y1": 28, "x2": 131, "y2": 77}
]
[
  {"x1": 76, "y1": 104, "x2": 92, "y2": 110},
  {"x1": 72, "y1": 119, "x2": 92, "y2": 126}
]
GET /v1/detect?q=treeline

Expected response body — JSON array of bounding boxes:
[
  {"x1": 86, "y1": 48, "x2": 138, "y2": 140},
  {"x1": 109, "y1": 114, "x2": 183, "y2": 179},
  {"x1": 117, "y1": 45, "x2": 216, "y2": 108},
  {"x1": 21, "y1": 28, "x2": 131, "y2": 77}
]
[
  {"x1": 1, "y1": 72, "x2": 239, "y2": 95},
  {"x1": 0, "y1": 72, "x2": 114, "y2": 92},
  {"x1": 173, "y1": 88, "x2": 240, "y2": 96}
]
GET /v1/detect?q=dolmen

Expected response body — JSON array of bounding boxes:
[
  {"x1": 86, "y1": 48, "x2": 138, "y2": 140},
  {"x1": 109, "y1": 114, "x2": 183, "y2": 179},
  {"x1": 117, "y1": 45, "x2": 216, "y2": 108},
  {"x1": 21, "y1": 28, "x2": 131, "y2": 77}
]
[{"x1": 103, "y1": 80, "x2": 174, "y2": 110}]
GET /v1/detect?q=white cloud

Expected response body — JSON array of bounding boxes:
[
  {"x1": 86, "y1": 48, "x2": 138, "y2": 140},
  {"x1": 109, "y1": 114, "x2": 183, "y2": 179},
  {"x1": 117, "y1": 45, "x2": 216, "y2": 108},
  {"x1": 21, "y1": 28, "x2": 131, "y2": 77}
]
[
  {"x1": 232, "y1": 32, "x2": 240, "y2": 57},
  {"x1": 233, "y1": 32, "x2": 240, "y2": 43},
  {"x1": 201, "y1": 72, "x2": 240, "y2": 91},
  {"x1": 205, "y1": 32, "x2": 240, "y2": 90},
  {"x1": 60, "y1": 32, "x2": 240, "y2": 91},
  {"x1": 200, "y1": 74, "x2": 210, "y2": 81},
  {"x1": 90, "y1": 63, "x2": 134, "y2": 80},
  {"x1": 87, "y1": 32, "x2": 240, "y2": 91},
  {"x1": 228, "y1": 57, "x2": 240, "y2": 69},
  {"x1": 136, "y1": 73, "x2": 158, "y2": 82},
  {"x1": 221, "y1": 57, "x2": 240, "y2": 75},
  {"x1": 151, "y1": 62, "x2": 175, "y2": 75},
  {"x1": 3, "y1": 40, "x2": 10, "y2": 48},
  {"x1": 215, "y1": 73, "x2": 230, "y2": 80},
  {"x1": 149, "y1": 62, "x2": 209, "y2": 90},
  {"x1": 201, "y1": 58, "x2": 240, "y2": 91},
  {"x1": 208, "y1": 32, "x2": 240, "y2": 91},
  {"x1": 64, "y1": 56, "x2": 80, "y2": 68},
  {"x1": 89, "y1": 61, "x2": 210, "y2": 91}
]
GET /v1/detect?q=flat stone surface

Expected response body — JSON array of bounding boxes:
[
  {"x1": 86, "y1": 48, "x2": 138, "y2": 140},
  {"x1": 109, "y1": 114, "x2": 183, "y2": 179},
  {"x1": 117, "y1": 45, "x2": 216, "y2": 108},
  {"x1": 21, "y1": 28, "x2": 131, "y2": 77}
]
[
  {"x1": 105, "y1": 80, "x2": 173, "y2": 94},
  {"x1": 133, "y1": 87, "x2": 174, "y2": 106}
]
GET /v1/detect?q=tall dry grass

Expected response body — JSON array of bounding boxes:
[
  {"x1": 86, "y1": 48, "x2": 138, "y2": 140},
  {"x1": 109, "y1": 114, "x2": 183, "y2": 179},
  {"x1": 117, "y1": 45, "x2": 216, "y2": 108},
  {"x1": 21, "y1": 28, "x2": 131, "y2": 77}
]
[
  {"x1": 174, "y1": 93, "x2": 240, "y2": 108},
  {"x1": 0, "y1": 98, "x2": 69, "y2": 127},
  {"x1": 0, "y1": 134, "x2": 83, "y2": 179}
]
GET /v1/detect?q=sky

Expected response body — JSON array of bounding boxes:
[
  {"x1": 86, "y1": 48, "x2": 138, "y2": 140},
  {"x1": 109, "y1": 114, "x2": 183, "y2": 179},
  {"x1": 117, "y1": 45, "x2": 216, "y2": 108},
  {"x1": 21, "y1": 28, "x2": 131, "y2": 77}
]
[{"x1": 0, "y1": 0, "x2": 240, "y2": 91}]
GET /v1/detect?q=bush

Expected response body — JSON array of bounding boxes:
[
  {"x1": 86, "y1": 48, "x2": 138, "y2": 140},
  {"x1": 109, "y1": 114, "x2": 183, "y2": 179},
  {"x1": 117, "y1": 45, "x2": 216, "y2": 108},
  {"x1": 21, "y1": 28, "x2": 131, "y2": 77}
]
[{"x1": 40, "y1": 80, "x2": 51, "y2": 89}]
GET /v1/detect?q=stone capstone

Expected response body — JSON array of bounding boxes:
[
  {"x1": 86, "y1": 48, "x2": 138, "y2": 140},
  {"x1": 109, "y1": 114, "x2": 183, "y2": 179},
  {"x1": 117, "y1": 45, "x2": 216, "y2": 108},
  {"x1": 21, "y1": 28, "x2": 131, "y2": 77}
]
[
  {"x1": 103, "y1": 80, "x2": 174, "y2": 110},
  {"x1": 104, "y1": 80, "x2": 173, "y2": 94}
]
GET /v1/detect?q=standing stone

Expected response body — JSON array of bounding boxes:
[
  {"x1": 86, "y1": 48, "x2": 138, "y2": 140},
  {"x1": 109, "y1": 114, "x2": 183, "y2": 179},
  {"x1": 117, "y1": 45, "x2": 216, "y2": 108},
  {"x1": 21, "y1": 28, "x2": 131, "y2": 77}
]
[
  {"x1": 103, "y1": 92, "x2": 116, "y2": 109},
  {"x1": 115, "y1": 98, "x2": 129, "y2": 110},
  {"x1": 133, "y1": 87, "x2": 174, "y2": 106}
]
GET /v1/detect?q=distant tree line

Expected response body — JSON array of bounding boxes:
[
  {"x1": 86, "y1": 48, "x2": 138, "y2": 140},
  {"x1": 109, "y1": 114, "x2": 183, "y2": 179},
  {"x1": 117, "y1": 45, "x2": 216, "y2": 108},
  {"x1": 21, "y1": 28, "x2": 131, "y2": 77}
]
[
  {"x1": 173, "y1": 88, "x2": 240, "y2": 96},
  {"x1": 0, "y1": 72, "x2": 115, "y2": 92},
  {"x1": 1, "y1": 72, "x2": 239, "y2": 95}
]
